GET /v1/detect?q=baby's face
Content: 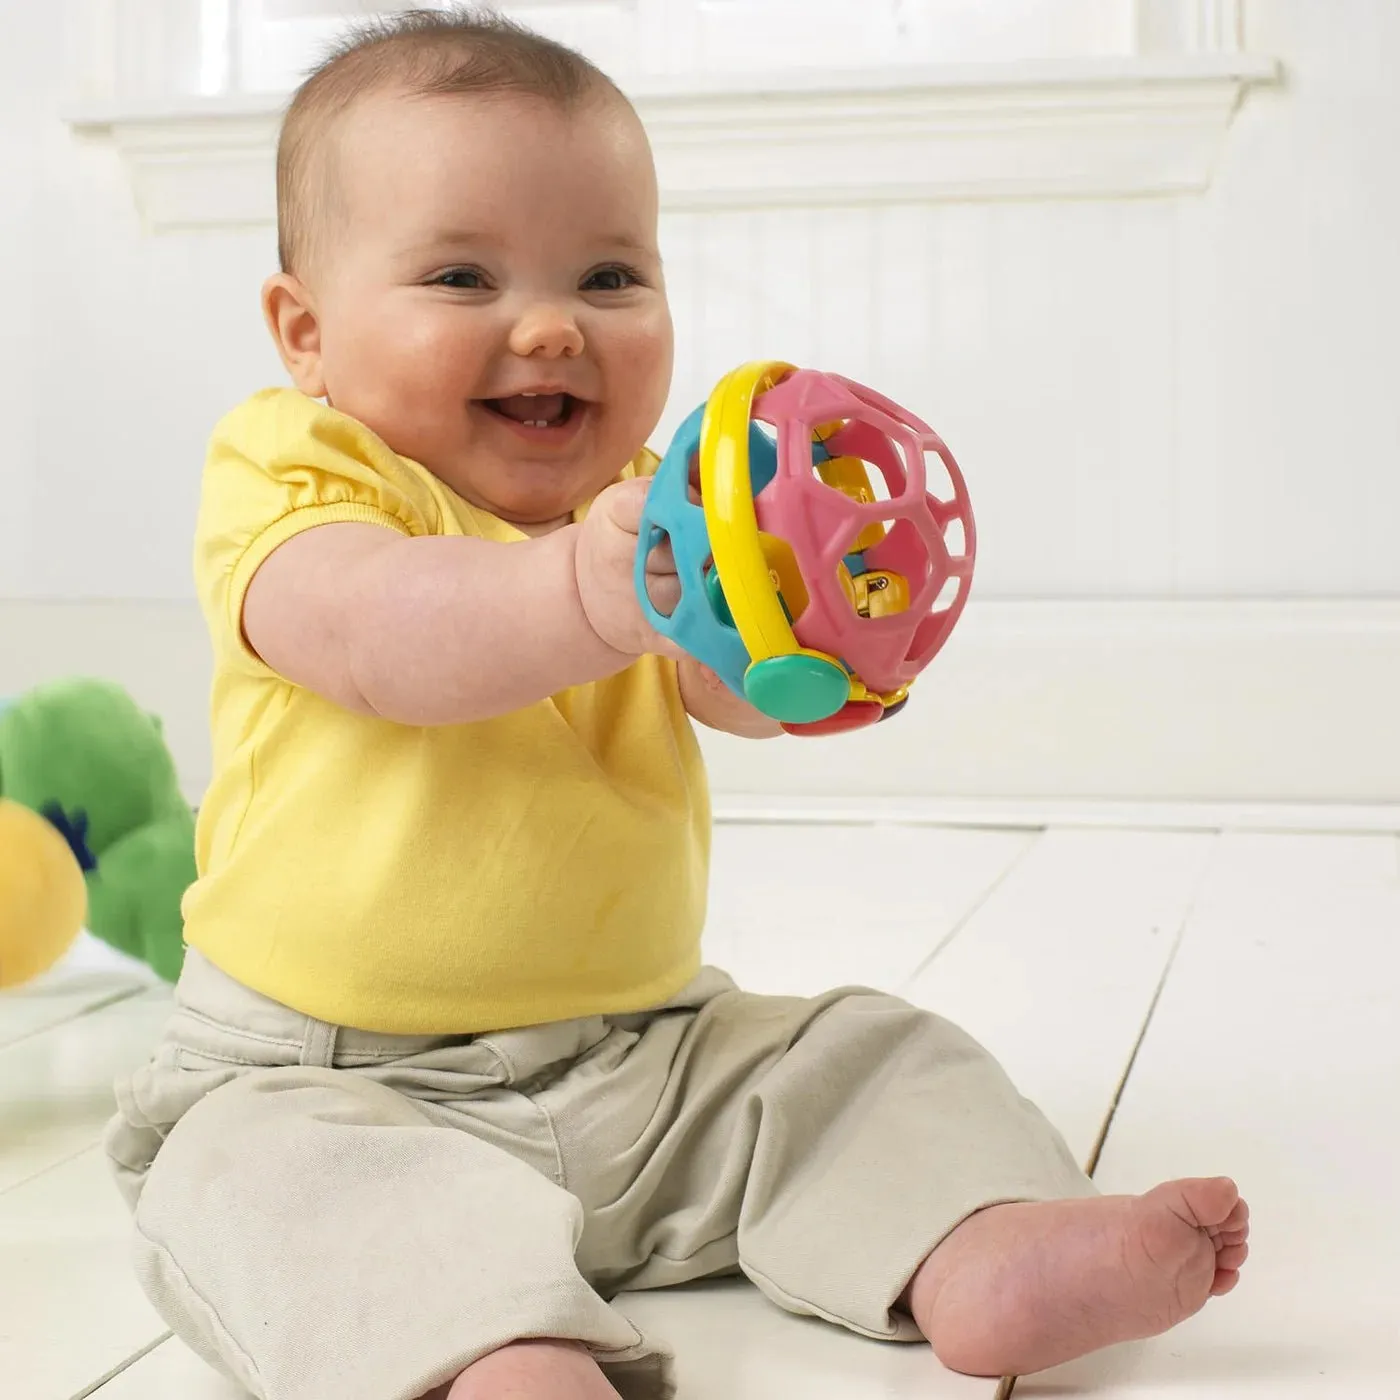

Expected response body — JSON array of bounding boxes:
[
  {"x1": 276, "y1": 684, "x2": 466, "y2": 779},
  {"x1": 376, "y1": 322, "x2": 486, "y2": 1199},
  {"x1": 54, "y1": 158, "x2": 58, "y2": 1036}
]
[{"x1": 301, "y1": 89, "x2": 673, "y2": 530}]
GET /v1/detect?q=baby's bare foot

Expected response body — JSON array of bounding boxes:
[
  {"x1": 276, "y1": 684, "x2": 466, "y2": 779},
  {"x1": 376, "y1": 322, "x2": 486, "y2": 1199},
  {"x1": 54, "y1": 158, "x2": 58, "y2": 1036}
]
[
  {"x1": 907, "y1": 1177, "x2": 1250, "y2": 1377},
  {"x1": 445, "y1": 1339, "x2": 621, "y2": 1399}
]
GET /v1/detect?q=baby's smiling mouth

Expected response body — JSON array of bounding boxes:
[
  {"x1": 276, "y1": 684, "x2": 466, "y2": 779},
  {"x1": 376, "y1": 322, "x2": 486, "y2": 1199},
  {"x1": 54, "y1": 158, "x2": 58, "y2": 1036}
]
[{"x1": 481, "y1": 391, "x2": 578, "y2": 429}]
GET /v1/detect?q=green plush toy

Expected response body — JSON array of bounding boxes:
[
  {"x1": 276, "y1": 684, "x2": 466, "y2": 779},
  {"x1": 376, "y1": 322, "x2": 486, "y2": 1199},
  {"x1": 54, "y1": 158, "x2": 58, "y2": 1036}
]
[{"x1": 0, "y1": 678, "x2": 195, "y2": 982}]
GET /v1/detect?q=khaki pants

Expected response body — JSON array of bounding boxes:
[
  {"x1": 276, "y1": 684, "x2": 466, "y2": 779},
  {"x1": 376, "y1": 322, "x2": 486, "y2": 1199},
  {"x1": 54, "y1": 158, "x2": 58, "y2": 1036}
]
[{"x1": 105, "y1": 949, "x2": 1093, "y2": 1400}]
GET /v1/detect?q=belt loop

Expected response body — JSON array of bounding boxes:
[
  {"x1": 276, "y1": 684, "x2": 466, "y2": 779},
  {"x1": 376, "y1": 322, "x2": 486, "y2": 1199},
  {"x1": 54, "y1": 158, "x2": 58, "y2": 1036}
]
[{"x1": 300, "y1": 1017, "x2": 339, "y2": 1068}]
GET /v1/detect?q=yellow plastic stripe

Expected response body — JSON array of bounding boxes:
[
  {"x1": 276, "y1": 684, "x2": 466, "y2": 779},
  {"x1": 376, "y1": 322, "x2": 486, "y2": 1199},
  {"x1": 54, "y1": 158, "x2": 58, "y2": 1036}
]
[{"x1": 700, "y1": 361, "x2": 799, "y2": 664}]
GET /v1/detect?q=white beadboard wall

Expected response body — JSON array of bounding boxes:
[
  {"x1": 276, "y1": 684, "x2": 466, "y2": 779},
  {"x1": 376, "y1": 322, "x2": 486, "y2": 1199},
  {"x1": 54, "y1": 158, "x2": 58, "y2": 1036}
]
[
  {"x1": 2, "y1": 0, "x2": 1399, "y2": 805},
  {"x1": 662, "y1": 199, "x2": 1185, "y2": 596}
]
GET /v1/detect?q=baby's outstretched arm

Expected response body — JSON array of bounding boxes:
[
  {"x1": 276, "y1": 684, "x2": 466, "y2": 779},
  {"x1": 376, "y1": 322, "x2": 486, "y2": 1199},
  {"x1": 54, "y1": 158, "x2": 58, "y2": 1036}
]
[{"x1": 243, "y1": 478, "x2": 675, "y2": 726}]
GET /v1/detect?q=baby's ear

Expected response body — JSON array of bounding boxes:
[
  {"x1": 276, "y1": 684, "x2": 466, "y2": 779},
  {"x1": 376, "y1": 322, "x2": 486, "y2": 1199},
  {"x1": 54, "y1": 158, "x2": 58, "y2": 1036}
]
[{"x1": 262, "y1": 272, "x2": 326, "y2": 398}]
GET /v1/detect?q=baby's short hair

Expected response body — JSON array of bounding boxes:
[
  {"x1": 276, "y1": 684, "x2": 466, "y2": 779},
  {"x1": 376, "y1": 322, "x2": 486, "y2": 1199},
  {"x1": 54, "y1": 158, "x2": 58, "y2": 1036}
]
[{"x1": 276, "y1": 5, "x2": 621, "y2": 276}]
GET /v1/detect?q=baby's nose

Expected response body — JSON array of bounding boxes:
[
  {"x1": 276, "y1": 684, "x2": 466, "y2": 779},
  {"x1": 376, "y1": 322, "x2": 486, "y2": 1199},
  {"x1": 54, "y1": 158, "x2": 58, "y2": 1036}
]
[{"x1": 509, "y1": 304, "x2": 585, "y2": 358}]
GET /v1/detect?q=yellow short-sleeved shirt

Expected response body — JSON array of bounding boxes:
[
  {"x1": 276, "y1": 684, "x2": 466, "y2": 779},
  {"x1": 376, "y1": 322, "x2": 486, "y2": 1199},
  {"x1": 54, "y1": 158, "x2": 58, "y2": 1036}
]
[{"x1": 183, "y1": 388, "x2": 710, "y2": 1034}]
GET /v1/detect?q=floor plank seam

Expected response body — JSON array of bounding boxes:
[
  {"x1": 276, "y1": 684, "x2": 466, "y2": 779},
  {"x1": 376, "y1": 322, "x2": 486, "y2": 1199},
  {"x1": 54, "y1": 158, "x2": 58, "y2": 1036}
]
[
  {"x1": 1083, "y1": 916, "x2": 1190, "y2": 1181},
  {"x1": 0, "y1": 982, "x2": 151, "y2": 1054},
  {"x1": 70, "y1": 1331, "x2": 173, "y2": 1398},
  {"x1": 996, "y1": 839, "x2": 1220, "y2": 1396},
  {"x1": 1082, "y1": 829, "x2": 1229, "y2": 1179},
  {"x1": 3, "y1": 1139, "x2": 110, "y2": 1200},
  {"x1": 899, "y1": 835, "x2": 1042, "y2": 988}
]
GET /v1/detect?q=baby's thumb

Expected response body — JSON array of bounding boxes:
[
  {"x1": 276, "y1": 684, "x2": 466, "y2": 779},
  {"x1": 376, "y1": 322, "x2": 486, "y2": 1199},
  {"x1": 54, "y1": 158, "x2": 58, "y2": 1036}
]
[{"x1": 601, "y1": 476, "x2": 652, "y2": 534}]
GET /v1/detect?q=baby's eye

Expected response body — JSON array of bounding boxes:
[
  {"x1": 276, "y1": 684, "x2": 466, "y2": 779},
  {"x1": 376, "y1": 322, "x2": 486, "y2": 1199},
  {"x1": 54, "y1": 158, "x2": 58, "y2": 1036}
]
[
  {"x1": 434, "y1": 267, "x2": 488, "y2": 290},
  {"x1": 583, "y1": 265, "x2": 641, "y2": 293}
]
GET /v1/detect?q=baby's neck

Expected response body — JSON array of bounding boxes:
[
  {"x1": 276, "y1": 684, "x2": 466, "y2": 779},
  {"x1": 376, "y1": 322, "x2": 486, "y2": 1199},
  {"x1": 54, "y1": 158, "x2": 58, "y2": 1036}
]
[{"x1": 512, "y1": 514, "x2": 574, "y2": 538}]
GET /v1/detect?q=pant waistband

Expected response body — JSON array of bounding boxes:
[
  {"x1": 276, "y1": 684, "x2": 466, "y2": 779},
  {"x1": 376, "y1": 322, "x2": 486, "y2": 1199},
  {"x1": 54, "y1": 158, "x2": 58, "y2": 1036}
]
[{"x1": 170, "y1": 947, "x2": 623, "y2": 1077}]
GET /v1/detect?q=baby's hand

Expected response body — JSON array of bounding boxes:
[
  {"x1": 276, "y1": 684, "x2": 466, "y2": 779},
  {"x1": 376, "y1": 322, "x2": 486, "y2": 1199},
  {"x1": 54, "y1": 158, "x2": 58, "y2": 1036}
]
[{"x1": 575, "y1": 478, "x2": 683, "y2": 658}]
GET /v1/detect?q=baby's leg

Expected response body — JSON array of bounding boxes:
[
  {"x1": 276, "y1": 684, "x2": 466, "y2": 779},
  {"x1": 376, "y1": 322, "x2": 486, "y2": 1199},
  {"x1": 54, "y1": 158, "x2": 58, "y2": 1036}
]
[
  {"x1": 905, "y1": 1176, "x2": 1250, "y2": 1376},
  {"x1": 569, "y1": 980, "x2": 1246, "y2": 1382},
  {"x1": 113, "y1": 1066, "x2": 667, "y2": 1400}
]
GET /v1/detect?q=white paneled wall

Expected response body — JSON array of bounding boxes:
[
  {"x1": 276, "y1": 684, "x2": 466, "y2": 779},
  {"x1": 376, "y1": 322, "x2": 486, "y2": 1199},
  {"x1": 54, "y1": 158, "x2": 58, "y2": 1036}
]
[
  {"x1": 0, "y1": 6, "x2": 45, "y2": 598},
  {"x1": 658, "y1": 200, "x2": 1181, "y2": 596},
  {"x1": 3, "y1": 0, "x2": 1399, "y2": 802},
  {"x1": 26, "y1": 0, "x2": 1398, "y2": 602}
]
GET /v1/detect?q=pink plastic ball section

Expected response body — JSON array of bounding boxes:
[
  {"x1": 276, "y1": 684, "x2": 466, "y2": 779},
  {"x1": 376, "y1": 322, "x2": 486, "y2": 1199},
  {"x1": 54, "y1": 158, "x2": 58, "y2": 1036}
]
[{"x1": 750, "y1": 370, "x2": 975, "y2": 699}]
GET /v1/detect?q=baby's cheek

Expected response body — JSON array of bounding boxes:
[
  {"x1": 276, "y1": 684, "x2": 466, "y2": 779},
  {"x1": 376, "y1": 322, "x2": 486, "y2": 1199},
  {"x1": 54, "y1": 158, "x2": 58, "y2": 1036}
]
[
  {"x1": 387, "y1": 348, "x2": 481, "y2": 435},
  {"x1": 614, "y1": 320, "x2": 673, "y2": 417},
  {"x1": 394, "y1": 315, "x2": 486, "y2": 392},
  {"x1": 334, "y1": 357, "x2": 464, "y2": 464}
]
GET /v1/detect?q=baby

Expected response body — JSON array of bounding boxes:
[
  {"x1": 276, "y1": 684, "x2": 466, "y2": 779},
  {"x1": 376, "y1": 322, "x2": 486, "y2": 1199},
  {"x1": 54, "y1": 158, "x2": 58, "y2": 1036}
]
[{"x1": 105, "y1": 10, "x2": 1249, "y2": 1400}]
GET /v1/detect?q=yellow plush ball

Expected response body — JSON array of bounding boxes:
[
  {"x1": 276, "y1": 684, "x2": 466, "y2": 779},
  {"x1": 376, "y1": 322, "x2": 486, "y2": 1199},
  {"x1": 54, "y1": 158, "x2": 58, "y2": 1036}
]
[{"x1": 0, "y1": 799, "x2": 87, "y2": 989}]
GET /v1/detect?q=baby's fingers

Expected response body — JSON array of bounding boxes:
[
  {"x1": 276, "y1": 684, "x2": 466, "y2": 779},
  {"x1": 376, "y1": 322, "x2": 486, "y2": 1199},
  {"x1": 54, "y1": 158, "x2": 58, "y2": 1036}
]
[
  {"x1": 644, "y1": 536, "x2": 677, "y2": 575},
  {"x1": 644, "y1": 573, "x2": 682, "y2": 617}
]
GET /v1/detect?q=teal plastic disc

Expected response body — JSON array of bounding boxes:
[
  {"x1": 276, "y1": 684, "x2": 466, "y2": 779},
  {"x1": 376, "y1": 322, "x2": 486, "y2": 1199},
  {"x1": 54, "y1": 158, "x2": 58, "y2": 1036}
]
[
  {"x1": 744, "y1": 654, "x2": 850, "y2": 723},
  {"x1": 703, "y1": 567, "x2": 736, "y2": 628}
]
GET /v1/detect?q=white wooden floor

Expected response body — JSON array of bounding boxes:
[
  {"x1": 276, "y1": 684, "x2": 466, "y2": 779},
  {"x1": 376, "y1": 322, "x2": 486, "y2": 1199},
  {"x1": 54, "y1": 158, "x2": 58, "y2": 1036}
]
[{"x1": 4, "y1": 816, "x2": 1399, "y2": 1400}]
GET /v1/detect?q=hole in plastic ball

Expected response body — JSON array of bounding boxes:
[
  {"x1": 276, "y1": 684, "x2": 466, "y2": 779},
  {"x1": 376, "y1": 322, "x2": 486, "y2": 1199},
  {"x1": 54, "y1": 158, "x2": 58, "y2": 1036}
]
[
  {"x1": 931, "y1": 576, "x2": 961, "y2": 614},
  {"x1": 703, "y1": 562, "x2": 737, "y2": 630},
  {"x1": 643, "y1": 527, "x2": 680, "y2": 619},
  {"x1": 925, "y1": 445, "x2": 956, "y2": 502}
]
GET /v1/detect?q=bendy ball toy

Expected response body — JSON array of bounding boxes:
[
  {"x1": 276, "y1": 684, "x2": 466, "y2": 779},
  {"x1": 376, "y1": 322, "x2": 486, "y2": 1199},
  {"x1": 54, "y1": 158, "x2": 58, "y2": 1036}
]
[
  {"x1": 636, "y1": 361, "x2": 976, "y2": 736},
  {"x1": 0, "y1": 798, "x2": 88, "y2": 989}
]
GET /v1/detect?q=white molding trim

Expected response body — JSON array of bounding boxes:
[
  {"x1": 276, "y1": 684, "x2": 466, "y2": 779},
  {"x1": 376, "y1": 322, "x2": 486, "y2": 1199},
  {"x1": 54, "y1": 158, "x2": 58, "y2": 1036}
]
[
  {"x1": 698, "y1": 598, "x2": 1400, "y2": 808},
  {"x1": 710, "y1": 795, "x2": 1400, "y2": 835},
  {"x1": 64, "y1": 54, "x2": 1279, "y2": 231},
  {"x1": 2, "y1": 598, "x2": 1395, "y2": 808}
]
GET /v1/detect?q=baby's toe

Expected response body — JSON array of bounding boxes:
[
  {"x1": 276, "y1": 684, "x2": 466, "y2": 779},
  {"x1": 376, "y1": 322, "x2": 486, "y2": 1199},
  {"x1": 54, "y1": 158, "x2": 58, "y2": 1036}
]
[
  {"x1": 1169, "y1": 1176, "x2": 1240, "y2": 1231},
  {"x1": 1211, "y1": 1268, "x2": 1242, "y2": 1297},
  {"x1": 1151, "y1": 1177, "x2": 1241, "y2": 1240}
]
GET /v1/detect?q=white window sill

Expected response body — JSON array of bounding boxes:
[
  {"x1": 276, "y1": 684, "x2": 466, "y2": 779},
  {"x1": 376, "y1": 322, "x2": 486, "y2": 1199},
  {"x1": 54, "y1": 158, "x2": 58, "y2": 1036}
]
[{"x1": 66, "y1": 54, "x2": 1279, "y2": 232}]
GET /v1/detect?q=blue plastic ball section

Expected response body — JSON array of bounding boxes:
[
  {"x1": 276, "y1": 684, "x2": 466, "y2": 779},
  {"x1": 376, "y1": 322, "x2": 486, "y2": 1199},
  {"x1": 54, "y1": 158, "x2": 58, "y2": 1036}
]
[
  {"x1": 635, "y1": 402, "x2": 835, "y2": 716},
  {"x1": 636, "y1": 404, "x2": 752, "y2": 699}
]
